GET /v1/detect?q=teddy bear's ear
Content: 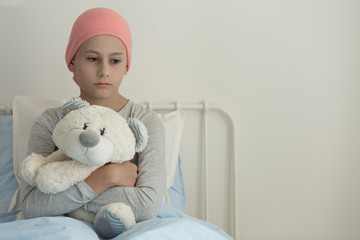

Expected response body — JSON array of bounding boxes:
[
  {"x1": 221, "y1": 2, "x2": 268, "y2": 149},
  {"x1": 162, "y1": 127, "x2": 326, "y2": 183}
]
[
  {"x1": 60, "y1": 97, "x2": 89, "y2": 119},
  {"x1": 128, "y1": 118, "x2": 149, "y2": 152}
]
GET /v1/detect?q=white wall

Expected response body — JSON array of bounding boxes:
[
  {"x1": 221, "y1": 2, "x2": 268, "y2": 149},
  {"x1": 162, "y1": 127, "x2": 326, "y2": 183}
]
[{"x1": 1, "y1": 0, "x2": 360, "y2": 239}]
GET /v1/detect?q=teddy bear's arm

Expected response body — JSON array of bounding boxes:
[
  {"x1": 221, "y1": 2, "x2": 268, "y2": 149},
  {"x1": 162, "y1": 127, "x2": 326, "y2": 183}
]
[
  {"x1": 35, "y1": 160, "x2": 98, "y2": 194},
  {"x1": 21, "y1": 150, "x2": 68, "y2": 187}
]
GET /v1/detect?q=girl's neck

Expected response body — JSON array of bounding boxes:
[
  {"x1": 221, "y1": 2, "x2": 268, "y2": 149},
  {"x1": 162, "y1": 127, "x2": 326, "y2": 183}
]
[{"x1": 80, "y1": 94, "x2": 128, "y2": 112}]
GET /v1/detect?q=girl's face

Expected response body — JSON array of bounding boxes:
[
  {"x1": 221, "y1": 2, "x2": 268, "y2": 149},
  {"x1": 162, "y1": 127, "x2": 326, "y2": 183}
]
[{"x1": 69, "y1": 35, "x2": 128, "y2": 102}]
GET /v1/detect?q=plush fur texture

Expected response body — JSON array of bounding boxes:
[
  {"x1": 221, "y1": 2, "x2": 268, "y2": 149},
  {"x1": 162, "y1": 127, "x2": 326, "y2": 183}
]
[{"x1": 21, "y1": 98, "x2": 148, "y2": 237}]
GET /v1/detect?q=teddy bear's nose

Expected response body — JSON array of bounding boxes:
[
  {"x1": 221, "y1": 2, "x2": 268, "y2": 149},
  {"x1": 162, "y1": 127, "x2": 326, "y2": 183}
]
[{"x1": 79, "y1": 130, "x2": 100, "y2": 148}]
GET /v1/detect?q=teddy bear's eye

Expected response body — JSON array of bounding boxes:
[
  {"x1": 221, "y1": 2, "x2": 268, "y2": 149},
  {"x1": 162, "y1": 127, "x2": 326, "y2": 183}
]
[
  {"x1": 100, "y1": 128, "x2": 105, "y2": 136},
  {"x1": 83, "y1": 123, "x2": 89, "y2": 130}
]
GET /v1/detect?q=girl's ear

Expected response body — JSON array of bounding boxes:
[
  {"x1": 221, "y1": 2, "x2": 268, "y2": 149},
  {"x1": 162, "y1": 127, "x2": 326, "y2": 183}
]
[
  {"x1": 69, "y1": 61, "x2": 75, "y2": 72},
  {"x1": 124, "y1": 63, "x2": 128, "y2": 75}
]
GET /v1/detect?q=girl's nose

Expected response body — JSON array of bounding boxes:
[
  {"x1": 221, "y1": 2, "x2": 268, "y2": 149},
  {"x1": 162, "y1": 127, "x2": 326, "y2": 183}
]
[{"x1": 98, "y1": 62, "x2": 110, "y2": 78}]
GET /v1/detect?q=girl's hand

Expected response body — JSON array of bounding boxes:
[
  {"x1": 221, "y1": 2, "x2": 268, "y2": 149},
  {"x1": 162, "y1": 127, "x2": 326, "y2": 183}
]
[{"x1": 84, "y1": 162, "x2": 138, "y2": 194}]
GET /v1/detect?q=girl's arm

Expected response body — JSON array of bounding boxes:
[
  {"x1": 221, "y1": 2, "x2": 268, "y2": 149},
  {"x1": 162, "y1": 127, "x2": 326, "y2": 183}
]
[
  {"x1": 84, "y1": 161, "x2": 138, "y2": 194},
  {"x1": 20, "y1": 180, "x2": 96, "y2": 218}
]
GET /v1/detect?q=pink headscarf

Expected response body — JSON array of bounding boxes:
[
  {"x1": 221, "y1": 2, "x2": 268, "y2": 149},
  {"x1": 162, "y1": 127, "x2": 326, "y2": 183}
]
[{"x1": 65, "y1": 8, "x2": 132, "y2": 82}]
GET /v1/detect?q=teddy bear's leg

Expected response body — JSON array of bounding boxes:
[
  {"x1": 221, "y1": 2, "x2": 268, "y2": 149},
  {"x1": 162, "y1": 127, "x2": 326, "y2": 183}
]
[
  {"x1": 67, "y1": 207, "x2": 96, "y2": 223},
  {"x1": 94, "y1": 202, "x2": 136, "y2": 238}
]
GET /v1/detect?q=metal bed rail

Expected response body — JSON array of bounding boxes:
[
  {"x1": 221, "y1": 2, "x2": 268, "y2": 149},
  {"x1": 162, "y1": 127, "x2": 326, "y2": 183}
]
[
  {"x1": 144, "y1": 102, "x2": 238, "y2": 240},
  {"x1": 0, "y1": 103, "x2": 12, "y2": 115}
]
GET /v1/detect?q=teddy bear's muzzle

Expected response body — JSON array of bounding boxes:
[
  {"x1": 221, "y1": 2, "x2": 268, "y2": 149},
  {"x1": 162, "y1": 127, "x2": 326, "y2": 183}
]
[{"x1": 79, "y1": 130, "x2": 100, "y2": 148}]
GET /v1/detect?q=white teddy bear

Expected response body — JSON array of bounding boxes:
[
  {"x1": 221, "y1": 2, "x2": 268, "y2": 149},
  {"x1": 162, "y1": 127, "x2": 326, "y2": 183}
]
[{"x1": 21, "y1": 98, "x2": 148, "y2": 238}]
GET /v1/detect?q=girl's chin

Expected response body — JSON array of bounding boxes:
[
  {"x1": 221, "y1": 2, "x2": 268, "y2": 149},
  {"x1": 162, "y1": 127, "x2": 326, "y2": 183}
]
[{"x1": 80, "y1": 92, "x2": 115, "y2": 101}]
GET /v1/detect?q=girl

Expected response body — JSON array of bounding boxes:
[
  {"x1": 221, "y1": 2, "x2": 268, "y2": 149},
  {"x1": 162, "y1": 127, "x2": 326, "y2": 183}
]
[{"x1": 20, "y1": 7, "x2": 166, "y2": 238}]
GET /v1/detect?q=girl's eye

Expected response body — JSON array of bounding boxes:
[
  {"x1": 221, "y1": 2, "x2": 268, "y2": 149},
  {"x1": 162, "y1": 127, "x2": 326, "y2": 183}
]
[
  {"x1": 87, "y1": 57, "x2": 98, "y2": 62},
  {"x1": 111, "y1": 59, "x2": 121, "y2": 64},
  {"x1": 83, "y1": 123, "x2": 89, "y2": 130},
  {"x1": 100, "y1": 128, "x2": 105, "y2": 136}
]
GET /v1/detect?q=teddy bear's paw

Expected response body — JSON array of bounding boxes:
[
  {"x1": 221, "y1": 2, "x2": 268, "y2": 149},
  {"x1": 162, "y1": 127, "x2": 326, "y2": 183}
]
[
  {"x1": 94, "y1": 203, "x2": 135, "y2": 238},
  {"x1": 21, "y1": 153, "x2": 47, "y2": 186}
]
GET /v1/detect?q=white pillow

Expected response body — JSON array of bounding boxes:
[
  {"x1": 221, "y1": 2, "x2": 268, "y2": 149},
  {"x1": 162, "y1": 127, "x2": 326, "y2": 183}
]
[
  {"x1": 9, "y1": 95, "x2": 62, "y2": 211},
  {"x1": 9, "y1": 95, "x2": 184, "y2": 211},
  {"x1": 158, "y1": 111, "x2": 184, "y2": 205}
]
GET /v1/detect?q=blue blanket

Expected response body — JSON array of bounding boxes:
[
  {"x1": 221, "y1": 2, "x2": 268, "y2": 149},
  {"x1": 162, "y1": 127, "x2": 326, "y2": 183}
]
[{"x1": 0, "y1": 204, "x2": 232, "y2": 240}]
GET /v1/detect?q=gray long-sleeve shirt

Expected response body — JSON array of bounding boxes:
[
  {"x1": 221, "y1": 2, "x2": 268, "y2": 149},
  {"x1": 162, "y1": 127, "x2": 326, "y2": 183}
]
[{"x1": 20, "y1": 100, "x2": 166, "y2": 222}]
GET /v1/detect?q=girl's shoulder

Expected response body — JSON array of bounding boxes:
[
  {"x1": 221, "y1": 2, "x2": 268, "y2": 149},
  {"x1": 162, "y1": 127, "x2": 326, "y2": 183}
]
[
  {"x1": 121, "y1": 100, "x2": 157, "y2": 120},
  {"x1": 34, "y1": 106, "x2": 61, "y2": 130},
  {"x1": 121, "y1": 100, "x2": 164, "y2": 131}
]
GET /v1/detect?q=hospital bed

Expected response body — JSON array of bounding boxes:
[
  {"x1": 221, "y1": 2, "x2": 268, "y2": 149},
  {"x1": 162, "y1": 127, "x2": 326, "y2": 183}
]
[{"x1": 0, "y1": 95, "x2": 238, "y2": 240}]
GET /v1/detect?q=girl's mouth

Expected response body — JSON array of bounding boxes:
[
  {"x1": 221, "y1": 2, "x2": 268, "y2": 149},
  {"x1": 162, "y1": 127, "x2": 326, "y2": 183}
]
[{"x1": 94, "y1": 83, "x2": 111, "y2": 87}]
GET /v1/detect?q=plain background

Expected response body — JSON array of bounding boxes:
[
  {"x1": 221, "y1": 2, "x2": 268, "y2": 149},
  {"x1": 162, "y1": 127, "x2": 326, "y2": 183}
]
[{"x1": 1, "y1": 0, "x2": 360, "y2": 239}]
